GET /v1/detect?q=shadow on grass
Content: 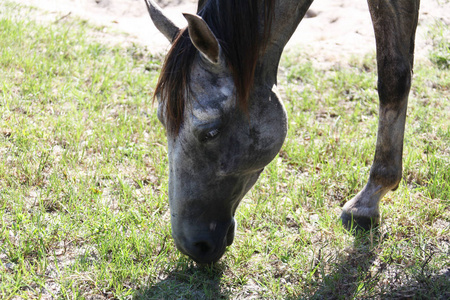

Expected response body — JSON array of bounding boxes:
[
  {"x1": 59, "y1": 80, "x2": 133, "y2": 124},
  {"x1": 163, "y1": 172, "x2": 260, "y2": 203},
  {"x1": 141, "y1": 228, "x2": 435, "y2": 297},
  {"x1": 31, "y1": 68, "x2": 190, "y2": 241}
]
[
  {"x1": 382, "y1": 267, "x2": 450, "y2": 300},
  {"x1": 308, "y1": 229, "x2": 379, "y2": 300},
  {"x1": 134, "y1": 259, "x2": 230, "y2": 300},
  {"x1": 308, "y1": 228, "x2": 450, "y2": 299}
]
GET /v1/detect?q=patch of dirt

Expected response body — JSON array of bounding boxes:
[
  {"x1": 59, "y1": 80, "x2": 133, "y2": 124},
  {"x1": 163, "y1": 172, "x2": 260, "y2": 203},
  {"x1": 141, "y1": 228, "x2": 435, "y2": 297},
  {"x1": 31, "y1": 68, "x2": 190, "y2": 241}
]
[{"x1": 11, "y1": 0, "x2": 450, "y2": 64}]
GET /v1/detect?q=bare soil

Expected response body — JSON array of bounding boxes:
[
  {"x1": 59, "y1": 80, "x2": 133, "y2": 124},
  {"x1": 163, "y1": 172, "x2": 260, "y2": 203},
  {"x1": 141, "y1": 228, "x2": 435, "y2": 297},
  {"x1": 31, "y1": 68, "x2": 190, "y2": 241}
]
[{"x1": 12, "y1": 0, "x2": 450, "y2": 64}]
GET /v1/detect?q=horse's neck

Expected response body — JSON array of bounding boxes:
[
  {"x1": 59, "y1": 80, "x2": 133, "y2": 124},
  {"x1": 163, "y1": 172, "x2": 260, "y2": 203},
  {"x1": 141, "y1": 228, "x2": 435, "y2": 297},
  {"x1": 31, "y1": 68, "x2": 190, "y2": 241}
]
[{"x1": 257, "y1": 0, "x2": 314, "y2": 85}]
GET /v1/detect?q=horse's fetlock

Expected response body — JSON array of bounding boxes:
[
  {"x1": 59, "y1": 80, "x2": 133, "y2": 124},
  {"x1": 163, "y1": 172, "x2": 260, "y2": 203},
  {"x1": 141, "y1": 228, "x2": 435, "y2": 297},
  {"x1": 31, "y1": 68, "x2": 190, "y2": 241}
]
[{"x1": 370, "y1": 164, "x2": 402, "y2": 190}]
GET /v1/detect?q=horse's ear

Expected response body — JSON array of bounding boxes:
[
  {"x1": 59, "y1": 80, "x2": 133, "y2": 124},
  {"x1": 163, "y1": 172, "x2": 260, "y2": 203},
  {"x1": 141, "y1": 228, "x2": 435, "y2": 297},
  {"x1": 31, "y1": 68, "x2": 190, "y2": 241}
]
[
  {"x1": 144, "y1": 0, "x2": 180, "y2": 43},
  {"x1": 183, "y1": 13, "x2": 221, "y2": 64}
]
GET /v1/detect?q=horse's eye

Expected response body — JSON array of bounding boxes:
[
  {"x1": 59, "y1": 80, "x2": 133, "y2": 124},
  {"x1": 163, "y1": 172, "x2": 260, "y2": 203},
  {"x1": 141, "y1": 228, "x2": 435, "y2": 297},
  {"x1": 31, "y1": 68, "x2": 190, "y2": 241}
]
[{"x1": 203, "y1": 128, "x2": 220, "y2": 142}]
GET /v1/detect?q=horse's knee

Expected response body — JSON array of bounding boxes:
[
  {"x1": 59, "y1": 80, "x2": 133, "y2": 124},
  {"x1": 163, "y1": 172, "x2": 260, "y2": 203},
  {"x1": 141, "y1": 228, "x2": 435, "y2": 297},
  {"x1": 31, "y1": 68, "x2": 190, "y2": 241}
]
[{"x1": 377, "y1": 58, "x2": 412, "y2": 105}]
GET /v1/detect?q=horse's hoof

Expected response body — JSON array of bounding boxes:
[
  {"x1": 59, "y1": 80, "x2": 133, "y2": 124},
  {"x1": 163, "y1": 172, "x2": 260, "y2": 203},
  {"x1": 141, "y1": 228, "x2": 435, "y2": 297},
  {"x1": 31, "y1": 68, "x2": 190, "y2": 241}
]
[{"x1": 340, "y1": 211, "x2": 379, "y2": 232}]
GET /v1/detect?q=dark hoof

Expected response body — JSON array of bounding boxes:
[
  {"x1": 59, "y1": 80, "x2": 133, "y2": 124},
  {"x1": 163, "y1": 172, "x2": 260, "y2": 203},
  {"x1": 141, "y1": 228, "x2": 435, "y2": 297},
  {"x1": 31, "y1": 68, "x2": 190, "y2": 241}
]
[{"x1": 340, "y1": 211, "x2": 379, "y2": 233}]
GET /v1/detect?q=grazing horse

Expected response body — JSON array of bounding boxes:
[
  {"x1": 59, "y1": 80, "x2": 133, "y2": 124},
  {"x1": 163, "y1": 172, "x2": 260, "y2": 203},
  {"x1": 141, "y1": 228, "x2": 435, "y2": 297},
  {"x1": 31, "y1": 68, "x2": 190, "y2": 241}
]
[{"x1": 144, "y1": 0, "x2": 420, "y2": 264}]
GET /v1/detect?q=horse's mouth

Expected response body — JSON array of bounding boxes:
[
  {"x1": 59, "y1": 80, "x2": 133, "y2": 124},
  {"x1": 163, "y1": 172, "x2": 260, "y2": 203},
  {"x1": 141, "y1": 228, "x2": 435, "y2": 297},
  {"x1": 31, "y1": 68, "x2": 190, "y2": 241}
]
[
  {"x1": 172, "y1": 218, "x2": 236, "y2": 264},
  {"x1": 226, "y1": 218, "x2": 236, "y2": 246}
]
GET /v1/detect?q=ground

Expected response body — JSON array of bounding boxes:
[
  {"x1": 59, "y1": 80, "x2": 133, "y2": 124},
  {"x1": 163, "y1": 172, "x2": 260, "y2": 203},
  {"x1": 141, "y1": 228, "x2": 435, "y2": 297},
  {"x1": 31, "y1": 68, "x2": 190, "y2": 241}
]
[
  {"x1": 12, "y1": 0, "x2": 450, "y2": 65},
  {"x1": 1, "y1": 0, "x2": 449, "y2": 298}
]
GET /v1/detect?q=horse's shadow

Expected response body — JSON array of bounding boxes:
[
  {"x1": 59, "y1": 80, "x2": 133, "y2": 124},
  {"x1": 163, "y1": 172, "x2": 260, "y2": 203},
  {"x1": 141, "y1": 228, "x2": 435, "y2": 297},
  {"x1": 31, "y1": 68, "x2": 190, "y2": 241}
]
[
  {"x1": 308, "y1": 228, "x2": 450, "y2": 299},
  {"x1": 134, "y1": 259, "x2": 230, "y2": 299},
  {"x1": 133, "y1": 229, "x2": 449, "y2": 299},
  {"x1": 308, "y1": 230, "x2": 379, "y2": 300}
]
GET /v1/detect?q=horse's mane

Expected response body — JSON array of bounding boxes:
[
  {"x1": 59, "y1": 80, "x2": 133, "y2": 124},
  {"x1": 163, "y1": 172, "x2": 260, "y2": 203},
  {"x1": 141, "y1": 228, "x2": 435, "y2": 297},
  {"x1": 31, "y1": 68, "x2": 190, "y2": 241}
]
[{"x1": 154, "y1": 0, "x2": 276, "y2": 134}]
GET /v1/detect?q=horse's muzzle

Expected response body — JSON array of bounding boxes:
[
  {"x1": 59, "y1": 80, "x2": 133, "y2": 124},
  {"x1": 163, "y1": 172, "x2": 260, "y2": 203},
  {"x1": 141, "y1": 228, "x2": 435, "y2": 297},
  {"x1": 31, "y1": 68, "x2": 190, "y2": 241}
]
[{"x1": 174, "y1": 219, "x2": 235, "y2": 264}]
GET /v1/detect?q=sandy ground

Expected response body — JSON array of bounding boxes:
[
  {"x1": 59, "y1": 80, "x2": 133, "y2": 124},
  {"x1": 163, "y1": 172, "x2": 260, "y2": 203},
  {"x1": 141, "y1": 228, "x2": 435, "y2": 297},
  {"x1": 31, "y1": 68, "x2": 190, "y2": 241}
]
[{"x1": 10, "y1": 0, "x2": 450, "y2": 65}]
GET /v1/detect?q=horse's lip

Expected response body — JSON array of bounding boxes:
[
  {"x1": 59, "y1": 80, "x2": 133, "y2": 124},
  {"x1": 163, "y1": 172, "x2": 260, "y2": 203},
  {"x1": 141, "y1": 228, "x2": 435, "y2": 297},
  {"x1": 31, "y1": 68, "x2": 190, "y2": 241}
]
[
  {"x1": 189, "y1": 247, "x2": 227, "y2": 264},
  {"x1": 179, "y1": 238, "x2": 228, "y2": 264},
  {"x1": 226, "y1": 219, "x2": 235, "y2": 246}
]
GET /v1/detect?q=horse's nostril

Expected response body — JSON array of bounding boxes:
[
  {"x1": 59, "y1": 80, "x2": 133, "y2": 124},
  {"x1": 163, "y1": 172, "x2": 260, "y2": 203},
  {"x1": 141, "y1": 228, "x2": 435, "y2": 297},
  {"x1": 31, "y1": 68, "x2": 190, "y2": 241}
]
[{"x1": 193, "y1": 240, "x2": 214, "y2": 255}]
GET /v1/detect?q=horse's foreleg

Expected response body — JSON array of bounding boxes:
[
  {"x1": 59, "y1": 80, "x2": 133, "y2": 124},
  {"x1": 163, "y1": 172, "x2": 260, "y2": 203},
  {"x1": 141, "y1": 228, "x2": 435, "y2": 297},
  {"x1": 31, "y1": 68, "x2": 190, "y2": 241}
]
[{"x1": 341, "y1": 0, "x2": 420, "y2": 231}]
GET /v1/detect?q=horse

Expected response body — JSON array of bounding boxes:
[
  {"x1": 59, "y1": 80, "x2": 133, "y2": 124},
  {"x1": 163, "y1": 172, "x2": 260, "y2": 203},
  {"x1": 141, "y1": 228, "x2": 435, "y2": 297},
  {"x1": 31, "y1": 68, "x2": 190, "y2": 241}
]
[{"x1": 144, "y1": 0, "x2": 420, "y2": 264}]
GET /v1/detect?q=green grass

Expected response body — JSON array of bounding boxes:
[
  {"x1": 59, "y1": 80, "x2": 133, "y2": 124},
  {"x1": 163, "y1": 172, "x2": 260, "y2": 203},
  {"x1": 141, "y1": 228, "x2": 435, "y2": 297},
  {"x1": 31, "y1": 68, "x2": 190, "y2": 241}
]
[{"x1": 1, "y1": 1, "x2": 449, "y2": 299}]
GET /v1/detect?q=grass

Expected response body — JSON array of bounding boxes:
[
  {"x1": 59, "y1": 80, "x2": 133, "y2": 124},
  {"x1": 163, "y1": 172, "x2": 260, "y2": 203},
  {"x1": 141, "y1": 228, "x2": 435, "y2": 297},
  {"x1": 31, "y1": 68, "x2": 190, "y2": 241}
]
[{"x1": 0, "y1": 1, "x2": 449, "y2": 299}]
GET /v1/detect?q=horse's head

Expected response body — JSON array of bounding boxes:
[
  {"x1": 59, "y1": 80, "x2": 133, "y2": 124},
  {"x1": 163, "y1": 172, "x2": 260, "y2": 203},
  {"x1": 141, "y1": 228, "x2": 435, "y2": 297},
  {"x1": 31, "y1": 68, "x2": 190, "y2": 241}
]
[{"x1": 146, "y1": 0, "x2": 286, "y2": 263}]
